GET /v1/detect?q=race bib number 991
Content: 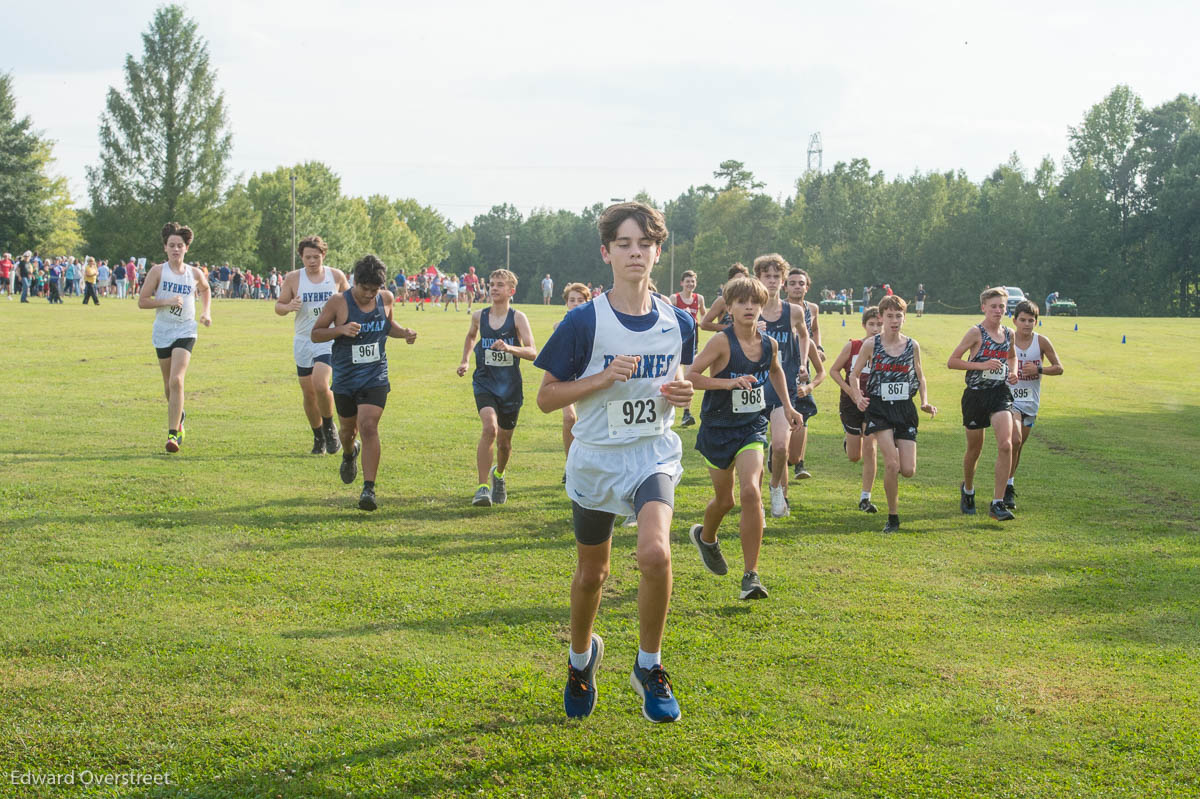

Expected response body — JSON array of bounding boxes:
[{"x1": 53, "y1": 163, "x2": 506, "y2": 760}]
[
  {"x1": 485, "y1": 348, "x2": 514, "y2": 367},
  {"x1": 733, "y1": 385, "x2": 764, "y2": 413},
  {"x1": 352, "y1": 342, "x2": 380, "y2": 364},
  {"x1": 607, "y1": 397, "x2": 664, "y2": 437}
]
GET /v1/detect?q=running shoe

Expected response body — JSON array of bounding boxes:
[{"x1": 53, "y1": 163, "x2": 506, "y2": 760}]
[
  {"x1": 472, "y1": 485, "x2": 492, "y2": 507},
  {"x1": 490, "y1": 466, "x2": 507, "y2": 505},
  {"x1": 883, "y1": 515, "x2": 901, "y2": 533},
  {"x1": 324, "y1": 426, "x2": 341, "y2": 455},
  {"x1": 164, "y1": 433, "x2": 180, "y2": 453},
  {"x1": 858, "y1": 497, "x2": 878, "y2": 513},
  {"x1": 959, "y1": 483, "x2": 976, "y2": 515},
  {"x1": 563, "y1": 634, "x2": 604, "y2": 719},
  {"x1": 311, "y1": 433, "x2": 325, "y2": 455},
  {"x1": 680, "y1": 409, "x2": 696, "y2": 428},
  {"x1": 1003, "y1": 484, "x2": 1016, "y2": 510},
  {"x1": 339, "y1": 441, "x2": 360, "y2": 484},
  {"x1": 630, "y1": 662, "x2": 681, "y2": 723},
  {"x1": 739, "y1": 571, "x2": 769, "y2": 600},
  {"x1": 989, "y1": 501, "x2": 1015, "y2": 522},
  {"x1": 358, "y1": 485, "x2": 377, "y2": 511},
  {"x1": 769, "y1": 485, "x2": 789, "y2": 518},
  {"x1": 794, "y1": 461, "x2": 812, "y2": 480},
  {"x1": 178, "y1": 411, "x2": 186, "y2": 446},
  {"x1": 689, "y1": 524, "x2": 728, "y2": 576}
]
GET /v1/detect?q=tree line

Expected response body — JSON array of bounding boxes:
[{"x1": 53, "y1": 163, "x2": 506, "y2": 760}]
[{"x1": 2, "y1": 5, "x2": 1196, "y2": 313}]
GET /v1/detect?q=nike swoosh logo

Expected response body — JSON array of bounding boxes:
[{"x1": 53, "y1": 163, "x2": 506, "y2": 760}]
[
  {"x1": 573, "y1": 489, "x2": 585, "y2": 498},
  {"x1": 661, "y1": 327, "x2": 673, "y2": 333}
]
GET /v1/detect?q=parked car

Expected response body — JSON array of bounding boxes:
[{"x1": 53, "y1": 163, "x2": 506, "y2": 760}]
[
  {"x1": 819, "y1": 298, "x2": 852, "y2": 314},
  {"x1": 1000, "y1": 286, "x2": 1026, "y2": 315}
]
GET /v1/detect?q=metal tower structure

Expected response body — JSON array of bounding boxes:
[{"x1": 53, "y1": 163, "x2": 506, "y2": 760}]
[{"x1": 806, "y1": 132, "x2": 823, "y2": 174}]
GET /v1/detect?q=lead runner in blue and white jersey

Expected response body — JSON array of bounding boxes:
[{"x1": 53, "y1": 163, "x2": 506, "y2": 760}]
[
  {"x1": 275, "y1": 235, "x2": 350, "y2": 456},
  {"x1": 534, "y1": 202, "x2": 694, "y2": 725},
  {"x1": 137, "y1": 221, "x2": 212, "y2": 454}
]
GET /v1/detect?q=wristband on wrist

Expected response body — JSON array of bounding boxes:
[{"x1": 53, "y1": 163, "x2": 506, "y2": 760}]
[{"x1": 1037, "y1": 364, "x2": 1043, "y2": 375}]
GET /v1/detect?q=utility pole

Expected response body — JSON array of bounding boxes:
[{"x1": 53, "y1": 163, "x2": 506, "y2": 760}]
[
  {"x1": 505, "y1": 234, "x2": 510, "y2": 271},
  {"x1": 806, "y1": 132, "x2": 823, "y2": 174},
  {"x1": 290, "y1": 174, "x2": 297, "y2": 272}
]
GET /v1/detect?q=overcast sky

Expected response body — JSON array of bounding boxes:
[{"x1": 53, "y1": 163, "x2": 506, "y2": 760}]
[{"x1": 4, "y1": 0, "x2": 1197, "y2": 226}]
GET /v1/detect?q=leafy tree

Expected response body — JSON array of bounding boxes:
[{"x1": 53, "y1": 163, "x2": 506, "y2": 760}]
[
  {"x1": 0, "y1": 72, "x2": 60, "y2": 250},
  {"x1": 713, "y1": 160, "x2": 764, "y2": 192},
  {"x1": 85, "y1": 5, "x2": 232, "y2": 257},
  {"x1": 247, "y1": 162, "x2": 344, "y2": 270}
]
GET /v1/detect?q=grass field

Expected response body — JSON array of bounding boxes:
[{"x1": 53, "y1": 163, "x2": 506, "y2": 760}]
[{"x1": 1, "y1": 297, "x2": 1198, "y2": 798}]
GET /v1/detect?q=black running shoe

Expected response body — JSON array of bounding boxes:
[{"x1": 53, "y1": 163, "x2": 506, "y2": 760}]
[
  {"x1": 311, "y1": 433, "x2": 325, "y2": 455},
  {"x1": 989, "y1": 500, "x2": 1015, "y2": 522},
  {"x1": 358, "y1": 485, "x2": 377, "y2": 511},
  {"x1": 858, "y1": 497, "x2": 878, "y2": 513},
  {"x1": 324, "y1": 426, "x2": 341, "y2": 455},
  {"x1": 883, "y1": 514, "x2": 901, "y2": 533},
  {"x1": 339, "y1": 441, "x2": 360, "y2": 484},
  {"x1": 739, "y1": 571, "x2": 769, "y2": 600},
  {"x1": 960, "y1": 483, "x2": 976, "y2": 515},
  {"x1": 491, "y1": 466, "x2": 507, "y2": 505},
  {"x1": 680, "y1": 409, "x2": 696, "y2": 428},
  {"x1": 1003, "y1": 484, "x2": 1016, "y2": 510},
  {"x1": 794, "y1": 461, "x2": 811, "y2": 480},
  {"x1": 690, "y1": 524, "x2": 728, "y2": 576}
]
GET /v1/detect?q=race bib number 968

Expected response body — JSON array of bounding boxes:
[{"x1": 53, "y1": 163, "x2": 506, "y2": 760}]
[
  {"x1": 733, "y1": 385, "x2": 764, "y2": 413},
  {"x1": 607, "y1": 397, "x2": 664, "y2": 437}
]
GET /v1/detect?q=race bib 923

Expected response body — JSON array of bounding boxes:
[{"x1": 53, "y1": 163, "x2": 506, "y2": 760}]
[{"x1": 606, "y1": 397, "x2": 665, "y2": 437}]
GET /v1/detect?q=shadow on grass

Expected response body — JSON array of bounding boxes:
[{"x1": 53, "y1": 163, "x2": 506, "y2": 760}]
[{"x1": 134, "y1": 714, "x2": 567, "y2": 799}]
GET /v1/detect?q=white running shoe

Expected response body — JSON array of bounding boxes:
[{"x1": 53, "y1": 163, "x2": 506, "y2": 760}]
[{"x1": 769, "y1": 485, "x2": 789, "y2": 518}]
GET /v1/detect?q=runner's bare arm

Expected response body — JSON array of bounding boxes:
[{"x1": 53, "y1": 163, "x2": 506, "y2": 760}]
[
  {"x1": 274, "y1": 271, "x2": 301, "y2": 315},
  {"x1": 456, "y1": 311, "x2": 482, "y2": 376},
  {"x1": 311, "y1": 294, "x2": 351, "y2": 343}
]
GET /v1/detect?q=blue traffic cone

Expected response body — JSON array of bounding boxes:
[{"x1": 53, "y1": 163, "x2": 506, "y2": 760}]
[
  {"x1": 1122, "y1": 335, "x2": 1126, "y2": 344},
  {"x1": 841, "y1": 319, "x2": 846, "y2": 327},
  {"x1": 1038, "y1": 320, "x2": 1042, "y2": 327},
  {"x1": 1074, "y1": 323, "x2": 1078, "y2": 331}
]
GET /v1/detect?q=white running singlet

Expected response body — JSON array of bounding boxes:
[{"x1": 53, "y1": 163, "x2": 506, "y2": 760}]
[
  {"x1": 151, "y1": 263, "x2": 198, "y2": 347},
  {"x1": 1012, "y1": 335, "x2": 1043, "y2": 416},
  {"x1": 294, "y1": 267, "x2": 337, "y2": 367}
]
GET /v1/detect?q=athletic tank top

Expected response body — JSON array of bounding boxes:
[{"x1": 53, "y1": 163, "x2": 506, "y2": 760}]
[
  {"x1": 151, "y1": 263, "x2": 198, "y2": 347},
  {"x1": 331, "y1": 289, "x2": 389, "y2": 394},
  {"x1": 700, "y1": 328, "x2": 775, "y2": 429},
  {"x1": 294, "y1": 267, "x2": 337, "y2": 346},
  {"x1": 844, "y1": 338, "x2": 872, "y2": 393},
  {"x1": 865, "y1": 335, "x2": 917, "y2": 399},
  {"x1": 572, "y1": 293, "x2": 684, "y2": 446},
  {"x1": 760, "y1": 302, "x2": 800, "y2": 407},
  {"x1": 672, "y1": 292, "x2": 700, "y2": 321},
  {"x1": 965, "y1": 324, "x2": 1013, "y2": 389},
  {"x1": 472, "y1": 307, "x2": 522, "y2": 405},
  {"x1": 1013, "y1": 335, "x2": 1043, "y2": 409},
  {"x1": 802, "y1": 302, "x2": 814, "y2": 335}
]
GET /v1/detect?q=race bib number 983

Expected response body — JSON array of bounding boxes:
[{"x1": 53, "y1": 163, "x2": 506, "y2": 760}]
[
  {"x1": 606, "y1": 397, "x2": 664, "y2": 437},
  {"x1": 733, "y1": 385, "x2": 765, "y2": 413},
  {"x1": 352, "y1": 342, "x2": 380, "y2": 364}
]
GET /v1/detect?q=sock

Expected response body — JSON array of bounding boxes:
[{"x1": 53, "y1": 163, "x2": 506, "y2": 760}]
[
  {"x1": 888, "y1": 514, "x2": 899, "y2": 524},
  {"x1": 963, "y1": 487, "x2": 975, "y2": 496},
  {"x1": 797, "y1": 459, "x2": 805, "y2": 469},
  {"x1": 993, "y1": 498, "x2": 1004, "y2": 505},
  {"x1": 569, "y1": 648, "x2": 591, "y2": 670},
  {"x1": 493, "y1": 469, "x2": 504, "y2": 479},
  {"x1": 363, "y1": 480, "x2": 375, "y2": 490},
  {"x1": 321, "y1": 416, "x2": 334, "y2": 432},
  {"x1": 1006, "y1": 478, "x2": 1014, "y2": 486},
  {"x1": 343, "y1": 447, "x2": 355, "y2": 461},
  {"x1": 637, "y1": 648, "x2": 661, "y2": 671},
  {"x1": 312, "y1": 426, "x2": 323, "y2": 437},
  {"x1": 169, "y1": 429, "x2": 178, "y2": 436},
  {"x1": 478, "y1": 483, "x2": 488, "y2": 491},
  {"x1": 861, "y1": 490, "x2": 871, "y2": 501}
]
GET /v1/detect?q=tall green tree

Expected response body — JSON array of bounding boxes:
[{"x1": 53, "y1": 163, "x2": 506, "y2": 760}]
[
  {"x1": 0, "y1": 72, "x2": 62, "y2": 250},
  {"x1": 84, "y1": 4, "x2": 232, "y2": 257}
]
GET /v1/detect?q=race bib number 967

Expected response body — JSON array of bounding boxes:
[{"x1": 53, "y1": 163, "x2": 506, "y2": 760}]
[
  {"x1": 606, "y1": 397, "x2": 664, "y2": 437},
  {"x1": 352, "y1": 342, "x2": 380, "y2": 364}
]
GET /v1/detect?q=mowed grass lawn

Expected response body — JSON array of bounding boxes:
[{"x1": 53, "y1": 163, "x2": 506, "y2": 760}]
[{"x1": 1, "y1": 296, "x2": 1198, "y2": 799}]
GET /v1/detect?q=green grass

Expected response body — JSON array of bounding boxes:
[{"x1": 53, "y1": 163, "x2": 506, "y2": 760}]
[{"x1": 1, "y1": 298, "x2": 1198, "y2": 798}]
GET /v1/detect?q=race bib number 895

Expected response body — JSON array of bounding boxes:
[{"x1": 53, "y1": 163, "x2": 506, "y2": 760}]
[
  {"x1": 607, "y1": 397, "x2": 664, "y2": 437},
  {"x1": 352, "y1": 342, "x2": 380, "y2": 364},
  {"x1": 733, "y1": 385, "x2": 764, "y2": 413},
  {"x1": 485, "y1": 348, "x2": 514, "y2": 367},
  {"x1": 1011, "y1": 386, "x2": 1031, "y2": 401}
]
